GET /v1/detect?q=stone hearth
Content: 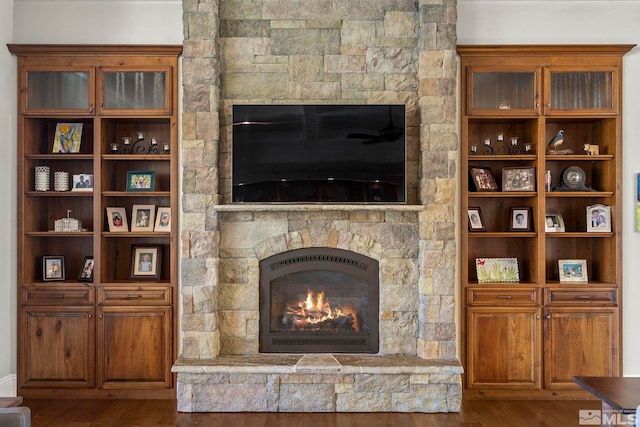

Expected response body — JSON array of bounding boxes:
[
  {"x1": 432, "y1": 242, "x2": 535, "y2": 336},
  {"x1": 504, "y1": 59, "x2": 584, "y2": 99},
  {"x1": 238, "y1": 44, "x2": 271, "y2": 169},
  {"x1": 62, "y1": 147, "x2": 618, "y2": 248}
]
[{"x1": 174, "y1": 0, "x2": 461, "y2": 413}]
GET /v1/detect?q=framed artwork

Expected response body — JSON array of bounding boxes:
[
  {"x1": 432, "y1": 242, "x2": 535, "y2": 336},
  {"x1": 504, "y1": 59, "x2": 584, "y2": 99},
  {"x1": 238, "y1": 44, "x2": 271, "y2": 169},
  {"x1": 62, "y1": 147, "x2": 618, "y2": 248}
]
[
  {"x1": 43, "y1": 256, "x2": 65, "y2": 281},
  {"x1": 545, "y1": 213, "x2": 565, "y2": 232},
  {"x1": 470, "y1": 167, "x2": 498, "y2": 191},
  {"x1": 131, "y1": 204, "x2": 155, "y2": 232},
  {"x1": 502, "y1": 167, "x2": 535, "y2": 192},
  {"x1": 467, "y1": 207, "x2": 486, "y2": 231},
  {"x1": 72, "y1": 173, "x2": 93, "y2": 191},
  {"x1": 126, "y1": 171, "x2": 156, "y2": 192},
  {"x1": 558, "y1": 259, "x2": 588, "y2": 283},
  {"x1": 154, "y1": 207, "x2": 171, "y2": 232},
  {"x1": 509, "y1": 207, "x2": 533, "y2": 231},
  {"x1": 587, "y1": 204, "x2": 611, "y2": 232},
  {"x1": 130, "y1": 245, "x2": 162, "y2": 280},
  {"x1": 475, "y1": 257, "x2": 520, "y2": 284},
  {"x1": 106, "y1": 207, "x2": 129, "y2": 232},
  {"x1": 52, "y1": 123, "x2": 83, "y2": 153},
  {"x1": 78, "y1": 256, "x2": 94, "y2": 282}
]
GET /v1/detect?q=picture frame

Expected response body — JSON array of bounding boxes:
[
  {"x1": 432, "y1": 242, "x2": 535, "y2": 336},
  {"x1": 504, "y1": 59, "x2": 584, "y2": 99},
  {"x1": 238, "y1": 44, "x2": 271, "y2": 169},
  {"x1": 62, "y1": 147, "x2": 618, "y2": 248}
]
[
  {"x1": 126, "y1": 170, "x2": 156, "y2": 192},
  {"x1": 71, "y1": 173, "x2": 93, "y2": 192},
  {"x1": 131, "y1": 204, "x2": 155, "y2": 232},
  {"x1": 106, "y1": 207, "x2": 129, "y2": 232},
  {"x1": 154, "y1": 207, "x2": 171, "y2": 232},
  {"x1": 558, "y1": 259, "x2": 588, "y2": 283},
  {"x1": 467, "y1": 207, "x2": 486, "y2": 231},
  {"x1": 470, "y1": 167, "x2": 498, "y2": 191},
  {"x1": 587, "y1": 204, "x2": 611, "y2": 232},
  {"x1": 130, "y1": 245, "x2": 162, "y2": 280},
  {"x1": 77, "y1": 256, "x2": 94, "y2": 282},
  {"x1": 43, "y1": 256, "x2": 65, "y2": 281},
  {"x1": 545, "y1": 213, "x2": 565, "y2": 232},
  {"x1": 52, "y1": 123, "x2": 83, "y2": 153},
  {"x1": 502, "y1": 167, "x2": 535, "y2": 192},
  {"x1": 509, "y1": 207, "x2": 533, "y2": 231},
  {"x1": 475, "y1": 257, "x2": 520, "y2": 283}
]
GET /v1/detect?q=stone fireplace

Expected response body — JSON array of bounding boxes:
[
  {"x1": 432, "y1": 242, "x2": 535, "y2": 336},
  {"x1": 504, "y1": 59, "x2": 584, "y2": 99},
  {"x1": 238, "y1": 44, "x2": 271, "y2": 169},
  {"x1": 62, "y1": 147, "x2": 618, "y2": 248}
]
[{"x1": 173, "y1": 0, "x2": 462, "y2": 413}]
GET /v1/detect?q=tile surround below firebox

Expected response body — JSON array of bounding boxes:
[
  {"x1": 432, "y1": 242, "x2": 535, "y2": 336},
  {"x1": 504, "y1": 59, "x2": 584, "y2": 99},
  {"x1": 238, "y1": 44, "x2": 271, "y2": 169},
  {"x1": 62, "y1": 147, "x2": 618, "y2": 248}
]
[{"x1": 174, "y1": 354, "x2": 462, "y2": 412}]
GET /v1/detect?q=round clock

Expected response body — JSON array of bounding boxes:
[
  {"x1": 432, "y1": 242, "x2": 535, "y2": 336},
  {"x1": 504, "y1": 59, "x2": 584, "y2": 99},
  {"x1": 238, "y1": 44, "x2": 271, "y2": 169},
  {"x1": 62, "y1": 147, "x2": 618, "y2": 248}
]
[{"x1": 558, "y1": 166, "x2": 593, "y2": 191}]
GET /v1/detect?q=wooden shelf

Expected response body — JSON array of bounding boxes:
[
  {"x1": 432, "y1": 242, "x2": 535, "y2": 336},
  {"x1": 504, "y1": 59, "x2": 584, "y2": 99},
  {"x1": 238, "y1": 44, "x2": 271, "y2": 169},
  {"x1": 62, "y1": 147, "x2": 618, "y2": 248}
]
[
  {"x1": 459, "y1": 44, "x2": 629, "y2": 394},
  {"x1": 11, "y1": 44, "x2": 181, "y2": 398}
]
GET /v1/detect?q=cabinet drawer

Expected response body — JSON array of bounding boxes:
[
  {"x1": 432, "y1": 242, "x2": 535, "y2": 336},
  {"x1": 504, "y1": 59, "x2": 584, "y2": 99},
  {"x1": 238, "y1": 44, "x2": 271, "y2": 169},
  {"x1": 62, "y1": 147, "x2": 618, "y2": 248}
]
[
  {"x1": 98, "y1": 287, "x2": 172, "y2": 305},
  {"x1": 545, "y1": 288, "x2": 617, "y2": 305},
  {"x1": 467, "y1": 288, "x2": 538, "y2": 305},
  {"x1": 22, "y1": 286, "x2": 95, "y2": 305}
]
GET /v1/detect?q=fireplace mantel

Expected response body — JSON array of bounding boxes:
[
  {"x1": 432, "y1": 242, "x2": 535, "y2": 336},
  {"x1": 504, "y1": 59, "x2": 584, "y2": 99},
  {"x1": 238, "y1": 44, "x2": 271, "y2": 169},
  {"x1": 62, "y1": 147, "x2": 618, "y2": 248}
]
[{"x1": 212, "y1": 204, "x2": 426, "y2": 212}]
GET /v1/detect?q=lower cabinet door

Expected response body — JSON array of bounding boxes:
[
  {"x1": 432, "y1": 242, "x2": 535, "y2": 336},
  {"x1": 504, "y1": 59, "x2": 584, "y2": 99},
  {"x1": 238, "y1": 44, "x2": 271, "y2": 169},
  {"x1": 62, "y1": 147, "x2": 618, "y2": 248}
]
[
  {"x1": 544, "y1": 307, "x2": 619, "y2": 389},
  {"x1": 466, "y1": 307, "x2": 542, "y2": 389},
  {"x1": 97, "y1": 306, "x2": 172, "y2": 389},
  {"x1": 20, "y1": 306, "x2": 95, "y2": 388}
]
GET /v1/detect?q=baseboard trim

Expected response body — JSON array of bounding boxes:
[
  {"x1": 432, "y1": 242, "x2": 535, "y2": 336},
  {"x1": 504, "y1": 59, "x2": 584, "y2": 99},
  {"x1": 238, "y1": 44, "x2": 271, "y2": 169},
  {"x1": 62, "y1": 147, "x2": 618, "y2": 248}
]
[{"x1": 0, "y1": 374, "x2": 17, "y2": 397}]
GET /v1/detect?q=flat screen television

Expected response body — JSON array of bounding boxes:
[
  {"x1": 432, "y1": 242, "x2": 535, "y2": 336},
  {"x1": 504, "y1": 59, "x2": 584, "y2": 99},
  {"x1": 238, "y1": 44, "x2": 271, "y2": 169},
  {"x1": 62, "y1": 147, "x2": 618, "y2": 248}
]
[{"x1": 232, "y1": 104, "x2": 406, "y2": 203}]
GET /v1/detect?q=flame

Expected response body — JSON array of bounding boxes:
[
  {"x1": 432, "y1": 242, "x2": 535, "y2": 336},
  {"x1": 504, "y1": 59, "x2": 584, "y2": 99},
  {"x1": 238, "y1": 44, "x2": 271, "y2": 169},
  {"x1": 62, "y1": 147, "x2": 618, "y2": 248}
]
[{"x1": 285, "y1": 289, "x2": 359, "y2": 331}]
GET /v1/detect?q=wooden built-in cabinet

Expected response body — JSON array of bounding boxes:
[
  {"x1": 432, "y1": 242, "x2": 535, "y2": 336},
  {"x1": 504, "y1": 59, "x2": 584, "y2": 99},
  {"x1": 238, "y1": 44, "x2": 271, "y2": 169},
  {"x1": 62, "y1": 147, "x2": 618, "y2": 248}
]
[
  {"x1": 458, "y1": 45, "x2": 633, "y2": 398},
  {"x1": 8, "y1": 44, "x2": 182, "y2": 398}
]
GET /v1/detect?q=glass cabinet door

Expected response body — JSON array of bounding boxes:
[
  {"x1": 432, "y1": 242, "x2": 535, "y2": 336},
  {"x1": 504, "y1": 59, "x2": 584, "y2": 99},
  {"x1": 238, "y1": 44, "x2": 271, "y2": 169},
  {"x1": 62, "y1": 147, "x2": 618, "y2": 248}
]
[
  {"x1": 99, "y1": 68, "x2": 172, "y2": 114},
  {"x1": 546, "y1": 68, "x2": 617, "y2": 114},
  {"x1": 23, "y1": 68, "x2": 93, "y2": 113},
  {"x1": 467, "y1": 68, "x2": 539, "y2": 115}
]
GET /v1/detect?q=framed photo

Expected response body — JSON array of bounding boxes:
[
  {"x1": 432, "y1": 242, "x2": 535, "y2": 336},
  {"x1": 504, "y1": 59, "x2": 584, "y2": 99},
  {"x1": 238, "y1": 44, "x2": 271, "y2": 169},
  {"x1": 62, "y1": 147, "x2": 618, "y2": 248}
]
[
  {"x1": 126, "y1": 171, "x2": 156, "y2": 192},
  {"x1": 43, "y1": 256, "x2": 65, "y2": 281},
  {"x1": 52, "y1": 123, "x2": 83, "y2": 153},
  {"x1": 131, "y1": 204, "x2": 155, "y2": 232},
  {"x1": 475, "y1": 257, "x2": 520, "y2": 283},
  {"x1": 130, "y1": 245, "x2": 162, "y2": 280},
  {"x1": 502, "y1": 167, "x2": 535, "y2": 192},
  {"x1": 587, "y1": 204, "x2": 611, "y2": 232},
  {"x1": 78, "y1": 256, "x2": 94, "y2": 282},
  {"x1": 509, "y1": 207, "x2": 533, "y2": 231},
  {"x1": 106, "y1": 207, "x2": 129, "y2": 232},
  {"x1": 72, "y1": 173, "x2": 93, "y2": 191},
  {"x1": 467, "y1": 207, "x2": 486, "y2": 231},
  {"x1": 545, "y1": 213, "x2": 565, "y2": 232},
  {"x1": 558, "y1": 259, "x2": 588, "y2": 283},
  {"x1": 470, "y1": 167, "x2": 498, "y2": 191},
  {"x1": 154, "y1": 207, "x2": 171, "y2": 232}
]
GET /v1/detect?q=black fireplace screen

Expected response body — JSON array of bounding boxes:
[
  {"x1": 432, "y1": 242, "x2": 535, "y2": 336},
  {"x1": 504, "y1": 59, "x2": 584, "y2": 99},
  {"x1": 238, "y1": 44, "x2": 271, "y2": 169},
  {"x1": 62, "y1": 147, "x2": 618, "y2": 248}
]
[{"x1": 260, "y1": 248, "x2": 379, "y2": 353}]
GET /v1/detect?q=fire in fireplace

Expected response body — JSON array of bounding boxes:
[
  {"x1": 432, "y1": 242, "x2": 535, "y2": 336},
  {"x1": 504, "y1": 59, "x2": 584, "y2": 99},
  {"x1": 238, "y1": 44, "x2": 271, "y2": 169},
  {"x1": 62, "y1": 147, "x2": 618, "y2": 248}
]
[{"x1": 260, "y1": 248, "x2": 379, "y2": 353}]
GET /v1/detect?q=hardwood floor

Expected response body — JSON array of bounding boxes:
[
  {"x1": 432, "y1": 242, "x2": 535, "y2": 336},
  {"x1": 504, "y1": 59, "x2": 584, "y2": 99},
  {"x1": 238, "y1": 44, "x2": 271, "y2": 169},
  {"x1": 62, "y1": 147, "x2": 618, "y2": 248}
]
[{"x1": 22, "y1": 398, "x2": 602, "y2": 427}]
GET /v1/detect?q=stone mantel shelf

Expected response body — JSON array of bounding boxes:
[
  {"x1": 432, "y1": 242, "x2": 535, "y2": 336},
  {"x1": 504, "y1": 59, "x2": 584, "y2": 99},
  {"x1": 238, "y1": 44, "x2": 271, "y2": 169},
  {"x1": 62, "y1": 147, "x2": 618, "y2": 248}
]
[
  {"x1": 172, "y1": 355, "x2": 463, "y2": 375},
  {"x1": 213, "y1": 204, "x2": 426, "y2": 212}
]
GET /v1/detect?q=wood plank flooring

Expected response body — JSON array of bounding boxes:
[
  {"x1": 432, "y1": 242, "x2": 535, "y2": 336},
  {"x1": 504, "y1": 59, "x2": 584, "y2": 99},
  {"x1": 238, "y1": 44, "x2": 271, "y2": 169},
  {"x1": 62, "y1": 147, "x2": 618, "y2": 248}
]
[{"x1": 22, "y1": 398, "x2": 603, "y2": 427}]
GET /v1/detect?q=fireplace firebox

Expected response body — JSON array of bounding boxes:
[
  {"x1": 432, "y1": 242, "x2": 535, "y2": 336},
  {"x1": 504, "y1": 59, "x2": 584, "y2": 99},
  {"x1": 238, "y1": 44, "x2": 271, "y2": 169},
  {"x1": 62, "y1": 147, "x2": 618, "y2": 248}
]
[{"x1": 259, "y1": 248, "x2": 379, "y2": 353}]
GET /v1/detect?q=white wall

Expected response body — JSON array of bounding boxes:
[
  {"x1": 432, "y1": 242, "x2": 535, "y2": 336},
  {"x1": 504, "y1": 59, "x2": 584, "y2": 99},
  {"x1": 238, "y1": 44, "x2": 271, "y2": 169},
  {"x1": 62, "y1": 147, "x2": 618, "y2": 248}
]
[
  {"x1": 0, "y1": 0, "x2": 16, "y2": 398},
  {"x1": 459, "y1": 0, "x2": 640, "y2": 376},
  {"x1": 12, "y1": 0, "x2": 183, "y2": 44}
]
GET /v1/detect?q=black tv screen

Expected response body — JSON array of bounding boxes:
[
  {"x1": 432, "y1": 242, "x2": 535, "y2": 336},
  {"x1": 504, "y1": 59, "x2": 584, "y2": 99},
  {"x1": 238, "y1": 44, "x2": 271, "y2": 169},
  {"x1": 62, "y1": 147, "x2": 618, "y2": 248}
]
[{"x1": 232, "y1": 104, "x2": 406, "y2": 203}]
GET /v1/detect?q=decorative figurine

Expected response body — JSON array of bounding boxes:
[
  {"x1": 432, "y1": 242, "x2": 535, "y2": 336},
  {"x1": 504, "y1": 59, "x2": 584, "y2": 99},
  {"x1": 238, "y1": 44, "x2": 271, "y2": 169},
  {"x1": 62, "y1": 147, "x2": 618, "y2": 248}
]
[
  {"x1": 546, "y1": 129, "x2": 572, "y2": 154},
  {"x1": 583, "y1": 143, "x2": 600, "y2": 155}
]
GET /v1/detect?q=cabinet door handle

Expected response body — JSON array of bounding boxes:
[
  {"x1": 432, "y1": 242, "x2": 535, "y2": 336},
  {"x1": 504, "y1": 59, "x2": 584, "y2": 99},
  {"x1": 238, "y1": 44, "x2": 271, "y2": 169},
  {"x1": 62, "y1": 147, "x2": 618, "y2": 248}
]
[
  {"x1": 575, "y1": 295, "x2": 591, "y2": 299},
  {"x1": 88, "y1": 314, "x2": 92, "y2": 319},
  {"x1": 127, "y1": 294, "x2": 142, "y2": 299},
  {"x1": 496, "y1": 295, "x2": 512, "y2": 299},
  {"x1": 50, "y1": 294, "x2": 64, "y2": 298}
]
